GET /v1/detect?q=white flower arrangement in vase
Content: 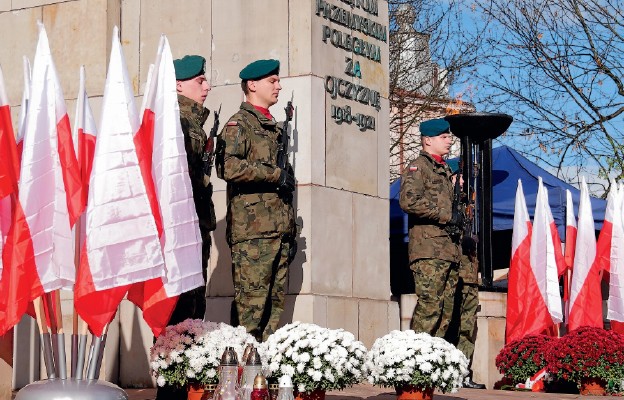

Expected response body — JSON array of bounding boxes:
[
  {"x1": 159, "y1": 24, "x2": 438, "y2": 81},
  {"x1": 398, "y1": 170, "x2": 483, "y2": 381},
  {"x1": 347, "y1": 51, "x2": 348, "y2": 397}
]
[
  {"x1": 149, "y1": 319, "x2": 259, "y2": 388},
  {"x1": 364, "y1": 330, "x2": 469, "y2": 393},
  {"x1": 261, "y1": 322, "x2": 368, "y2": 394}
]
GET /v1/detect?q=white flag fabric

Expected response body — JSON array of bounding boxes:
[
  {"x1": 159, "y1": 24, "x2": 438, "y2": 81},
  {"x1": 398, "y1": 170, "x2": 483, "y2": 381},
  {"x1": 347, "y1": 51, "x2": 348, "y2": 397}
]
[
  {"x1": 126, "y1": 36, "x2": 203, "y2": 337},
  {"x1": 605, "y1": 184, "x2": 624, "y2": 323},
  {"x1": 74, "y1": 26, "x2": 165, "y2": 336},
  {"x1": 18, "y1": 23, "x2": 81, "y2": 291},
  {"x1": 569, "y1": 177, "x2": 602, "y2": 330},
  {"x1": 530, "y1": 178, "x2": 563, "y2": 324},
  {"x1": 147, "y1": 36, "x2": 203, "y2": 295}
]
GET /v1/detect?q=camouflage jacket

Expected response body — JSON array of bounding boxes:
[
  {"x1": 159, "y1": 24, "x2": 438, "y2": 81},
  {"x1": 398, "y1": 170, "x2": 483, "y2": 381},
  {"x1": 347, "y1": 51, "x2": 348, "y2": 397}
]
[
  {"x1": 215, "y1": 102, "x2": 295, "y2": 244},
  {"x1": 399, "y1": 151, "x2": 461, "y2": 263},
  {"x1": 178, "y1": 94, "x2": 216, "y2": 232}
]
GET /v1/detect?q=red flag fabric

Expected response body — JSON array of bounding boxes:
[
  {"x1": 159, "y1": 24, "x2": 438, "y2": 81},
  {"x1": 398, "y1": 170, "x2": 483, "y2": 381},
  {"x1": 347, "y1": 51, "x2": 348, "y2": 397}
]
[
  {"x1": 568, "y1": 177, "x2": 602, "y2": 331},
  {"x1": 73, "y1": 26, "x2": 165, "y2": 336},
  {"x1": 0, "y1": 66, "x2": 19, "y2": 199},
  {"x1": 0, "y1": 64, "x2": 20, "y2": 326},
  {"x1": 0, "y1": 25, "x2": 83, "y2": 335},
  {"x1": 126, "y1": 36, "x2": 203, "y2": 337},
  {"x1": 506, "y1": 179, "x2": 558, "y2": 343},
  {"x1": 74, "y1": 66, "x2": 97, "y2": 210}
]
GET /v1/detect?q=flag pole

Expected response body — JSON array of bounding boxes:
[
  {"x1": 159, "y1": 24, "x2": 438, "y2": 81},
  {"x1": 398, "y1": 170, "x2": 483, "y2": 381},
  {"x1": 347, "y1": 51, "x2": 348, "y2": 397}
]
[
  {"x1": 52, "y1": 289, "x2": 67, "y2": 379},
  {"x1": 94, "y1": 322, "x2": 109, "y2": 380},
  {"x1": 33, "y1": 296, "x2": 56, "y2": 379},
  {"x1": 71, "y1": 64, "x2": 86, "y2": 379},
  {"x1": 86, "y1": 321, "x2": 110, "y2": 380},
  {"x1": 74, "y1": 317, "x2": 89, "y2": 380}
]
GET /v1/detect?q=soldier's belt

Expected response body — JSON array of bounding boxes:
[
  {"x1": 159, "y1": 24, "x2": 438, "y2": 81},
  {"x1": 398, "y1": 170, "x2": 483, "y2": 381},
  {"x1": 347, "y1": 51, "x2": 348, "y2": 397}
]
[{"x1": 230, "y1": 183, "x2": 279, "y2": 196}]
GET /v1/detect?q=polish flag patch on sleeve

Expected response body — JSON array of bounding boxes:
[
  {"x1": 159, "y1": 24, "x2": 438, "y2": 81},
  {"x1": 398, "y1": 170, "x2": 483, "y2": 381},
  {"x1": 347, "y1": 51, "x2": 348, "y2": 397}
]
[
  {"x1": 409, "y1": 166, "x2": 418, "y2": 172},
  {"x1": 227, "y1": 121, "x2": 238, "y2": 126}
]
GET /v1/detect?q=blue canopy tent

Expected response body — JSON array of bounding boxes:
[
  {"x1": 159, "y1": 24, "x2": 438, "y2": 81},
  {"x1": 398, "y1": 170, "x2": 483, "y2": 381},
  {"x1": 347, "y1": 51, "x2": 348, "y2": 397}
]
[{"x1": 389, "y1": 145, "x2": 607, "y2": 294}]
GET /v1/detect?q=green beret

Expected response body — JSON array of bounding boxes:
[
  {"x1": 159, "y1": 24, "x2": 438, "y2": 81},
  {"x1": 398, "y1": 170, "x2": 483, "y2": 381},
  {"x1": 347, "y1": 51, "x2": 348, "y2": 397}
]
[
  {"x1": 447, "y1": 158, "x2": 460, "y2": 174},
  {"x1": 420, "y1": 118, "x2": 450, "y2": 137},
  {"x1": 173, "y1": 55, "x2": 205, "y2": 81},
  {"x1": 239, "y1": 59, "x2": 280, "y2": 80}
]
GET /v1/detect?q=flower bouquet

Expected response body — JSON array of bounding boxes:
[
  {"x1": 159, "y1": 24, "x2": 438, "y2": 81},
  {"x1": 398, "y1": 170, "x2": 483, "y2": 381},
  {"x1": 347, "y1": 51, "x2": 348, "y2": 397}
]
[
  {"x1": 149, "y1": 319, "x2": 259, "y2": 388},
  {"x1": 363, "y1": 330, "x2": 469, "y2": 394},
  {"x1": 261, "y1": 322, "x2": 368, "y2": 394},
  {"x1": 544, "y1": 326, "x2": 624, "y2": 394},
  {"x1": 495, "y1": 334, "x2": 554, "y2": 385}
]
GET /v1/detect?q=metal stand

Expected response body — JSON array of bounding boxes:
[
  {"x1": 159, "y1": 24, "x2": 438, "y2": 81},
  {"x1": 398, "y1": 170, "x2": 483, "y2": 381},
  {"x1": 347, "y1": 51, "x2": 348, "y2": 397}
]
[
  {"x1": 445, "y1": 112, "x2": 513, "y2": 289},
  {"x1": 15, "y1": 379, "x2": 128, "y2": 400}
]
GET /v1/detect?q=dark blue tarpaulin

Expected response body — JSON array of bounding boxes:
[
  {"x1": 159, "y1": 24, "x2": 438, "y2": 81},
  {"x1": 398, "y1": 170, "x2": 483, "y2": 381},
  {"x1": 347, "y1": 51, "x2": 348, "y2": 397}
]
[{"x1": 390, "y1": 145, "x2": 606, "y2": 241}]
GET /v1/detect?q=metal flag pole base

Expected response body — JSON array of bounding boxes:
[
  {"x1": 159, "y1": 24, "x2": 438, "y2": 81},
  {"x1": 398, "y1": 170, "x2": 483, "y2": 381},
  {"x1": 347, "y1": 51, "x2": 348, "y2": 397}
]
[{"x1": 15, "y1": 378, "x2": 128, "y2": 400}]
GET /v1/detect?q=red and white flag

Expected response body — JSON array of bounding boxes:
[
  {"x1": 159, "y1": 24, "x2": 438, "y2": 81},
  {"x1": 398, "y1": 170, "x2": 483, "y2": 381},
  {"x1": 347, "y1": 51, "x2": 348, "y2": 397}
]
[
  {"x1": 74, "y1": 66, "x2": 98, "y2": 211},
  {"x1": 611, "y1": 183, "x2": 624, "y2": 333},
  {"x1": 564, "y1": 190, "x2": 577, "y2": 271},
  {"x1": 530, "y1": 178, "x2": 563, "y2": 326},
  {"x1": 16, "y1": 56, "x2": 31, "y2": 159},
  {"x1": 568, "y1": 177, "x2": 602, "y2": 330},
  {"x1": 596, "y1": 183, "x2": 624, "y2": 329},
  {"x1": 127, "y1": 36, "x2": 203, "y2": 337},
  {"x1": 506, "y1": 180, "x2": 537, "y2": 342},
  {"x1": 0, "y1": 24, "x2": 83, "y2": 335},
  {"x1": 74, "y1": 26, "x2": 165, "y2": 336},
  {"x1": 563, "y1": 189, "x2": 577, "y2": 322},
  {"x1": 0, "y1": 64, "x2": 20, "y2": 281}
]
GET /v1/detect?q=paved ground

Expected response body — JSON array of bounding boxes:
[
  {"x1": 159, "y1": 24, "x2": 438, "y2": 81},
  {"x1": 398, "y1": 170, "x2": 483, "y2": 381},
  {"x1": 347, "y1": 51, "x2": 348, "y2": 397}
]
[{"x1": 117, "y1": 382, "x2": 612, "y2": 400}]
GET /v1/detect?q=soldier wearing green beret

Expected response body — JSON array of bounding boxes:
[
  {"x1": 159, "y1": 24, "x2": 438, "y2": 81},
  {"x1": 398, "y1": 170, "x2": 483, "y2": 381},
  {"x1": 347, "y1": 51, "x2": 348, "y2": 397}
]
[
  {"x1": 215, "y1": 59, "x2": 296, "y2": 341},
  {"x1": 399, "y1": 118, "x2": 462, "y2": 340}
]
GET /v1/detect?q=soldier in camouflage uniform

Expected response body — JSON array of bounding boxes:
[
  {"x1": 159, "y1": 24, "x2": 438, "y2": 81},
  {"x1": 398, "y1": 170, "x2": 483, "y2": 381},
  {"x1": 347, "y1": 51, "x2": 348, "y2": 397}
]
[
  {"x1": 399, "y1": 118, "x2": 462, "y2": 338},
  {"x1": 215, "y1": 59, "x2": 296, "y2": 341},
  {"x1": 156, "y1": 54, "x2": 217, "y2": 400}
]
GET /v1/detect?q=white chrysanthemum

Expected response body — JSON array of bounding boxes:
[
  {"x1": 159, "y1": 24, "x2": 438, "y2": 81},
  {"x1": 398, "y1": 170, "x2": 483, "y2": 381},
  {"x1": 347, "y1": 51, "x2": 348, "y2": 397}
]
[
  {"x1": 364, "y1": 330, "x2": 468, "y2": 393},
  {"x1": 260, "y1": 322, "x2": 366, "y2": 392}
]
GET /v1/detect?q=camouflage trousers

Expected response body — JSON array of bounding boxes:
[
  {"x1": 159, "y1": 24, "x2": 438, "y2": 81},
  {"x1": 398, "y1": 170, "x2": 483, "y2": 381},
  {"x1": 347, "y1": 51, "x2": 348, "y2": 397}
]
[
  {"x1": 410, "y1": 258, "x2": 459, "y2": 338},
  {"x1": 231, "y1": 237, "x2": 290, "y2": 342},
  {"x1": 456, "y1": 281, "x2": 478, "y2": 362}
]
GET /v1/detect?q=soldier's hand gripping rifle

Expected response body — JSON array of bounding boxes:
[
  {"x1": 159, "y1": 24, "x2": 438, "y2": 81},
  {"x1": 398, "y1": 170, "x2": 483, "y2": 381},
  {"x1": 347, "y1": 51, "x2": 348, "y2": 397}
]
[
  {"x1": 202, "y1": 104, "x2": 221, "y2": 177},
  {"x1": 446, "y1": 160, "x2": 466, "y2": 239},
  {"x1": 277, "y1": 99, "x2": 295, "y2": 192}
]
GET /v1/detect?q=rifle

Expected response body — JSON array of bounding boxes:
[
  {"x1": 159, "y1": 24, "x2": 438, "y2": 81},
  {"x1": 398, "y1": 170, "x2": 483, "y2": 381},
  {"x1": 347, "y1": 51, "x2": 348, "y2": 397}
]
[
  {"x1": 464, "y1": 146, "x2": 479, "y2": 238},
  {"x1": 446, "y1": 165, "x2": 465, "y2": 239},
  {"x1": 277, "y1": 99, "x2": 294, "y2": 170},
  {"x1": 202, "y1": 104, "x2": 221, "y2": 176}
]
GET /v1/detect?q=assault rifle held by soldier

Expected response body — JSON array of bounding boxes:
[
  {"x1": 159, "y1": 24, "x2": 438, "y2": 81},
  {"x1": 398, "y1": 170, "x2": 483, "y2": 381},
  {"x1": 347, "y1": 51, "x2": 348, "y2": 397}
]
[
  {"x1": 276, "y1": 97, "x2": 295, "y2": 194},
  {"x1": 447, "y1": 159, "x2": 466, "y2": 238},
  {"x1": 202, "y1": 103, "x2": 221, "y2": 176}
]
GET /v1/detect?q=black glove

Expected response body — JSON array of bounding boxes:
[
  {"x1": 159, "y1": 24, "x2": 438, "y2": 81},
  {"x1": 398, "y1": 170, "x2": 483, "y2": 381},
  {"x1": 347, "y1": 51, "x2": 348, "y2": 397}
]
[
  {"x1": 278, "y1": 168, "x2": 296, "y2": 192},
  {"x1": 448, "y1": 207, "x2": 465, "y2": 228},
  {"x1": 287, "y1": 238, "x2": 298, "y2": 264}
]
